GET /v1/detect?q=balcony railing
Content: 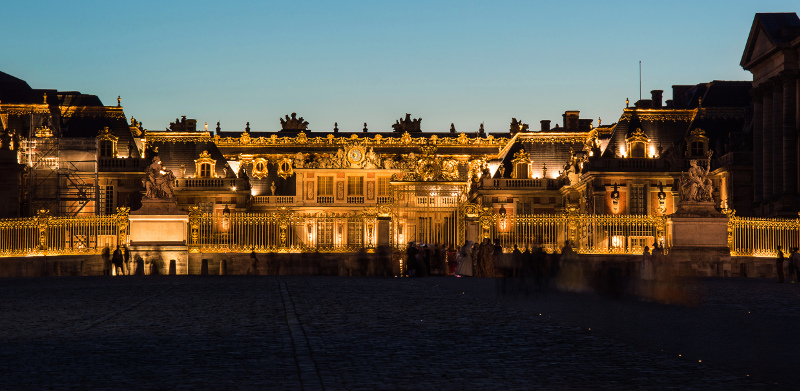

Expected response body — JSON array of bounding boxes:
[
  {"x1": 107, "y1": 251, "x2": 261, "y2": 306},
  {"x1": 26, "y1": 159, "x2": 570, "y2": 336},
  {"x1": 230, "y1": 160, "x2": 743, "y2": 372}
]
[
  {"x1": 488, "y1": 178, "x2": 557, "y2": 189},
  {"x1": 178, "y1": 178, "x2": 231, "y2": 188},
  {"x1": 347, "y1": 196, "x2": 364, "y2": 204},
  {"x1": 376, "y1": 196, "x2": 393, "y2": 204},
  {"x1": 252, "y1": 196, "x2": 295, "y2": 204},
  {"x1": 317, "y1": 196, "x2": 334, "y2": 204},
  {"x1": 98, "y1": 158, "x2": 147, "y2": 171}
]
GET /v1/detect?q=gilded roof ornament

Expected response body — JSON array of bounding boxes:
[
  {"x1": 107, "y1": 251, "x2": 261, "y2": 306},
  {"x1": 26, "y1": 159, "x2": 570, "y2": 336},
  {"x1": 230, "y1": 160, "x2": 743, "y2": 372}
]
[
  {"x1": 392, "y1": 114, "x2": 422, "y2": 133},
  {"x1": 279, "y1": 113, "x2": 309, "y2": 131}
]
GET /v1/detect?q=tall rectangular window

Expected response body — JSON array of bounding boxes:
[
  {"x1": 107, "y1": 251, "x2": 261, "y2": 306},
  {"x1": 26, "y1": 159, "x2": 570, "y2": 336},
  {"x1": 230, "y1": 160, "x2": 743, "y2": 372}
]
[
  {"x1": 100, "y1": 185, "x2": 114, "y2": 215},
  {"x1": 378, "y1": 177, "x2": 390, "y2": 196},
  {"x1": 347, "y1": 176, "x2": 363, "y2": 196},
  {"x1": 347, "y1": 220, "x2": 363, "y2": 247},
  {"x1": 317, "y1": 176, "x2": 333, "y2": 196},
  {"x1": 630, "y1": 185, "x2": 646, "y2": 215}
]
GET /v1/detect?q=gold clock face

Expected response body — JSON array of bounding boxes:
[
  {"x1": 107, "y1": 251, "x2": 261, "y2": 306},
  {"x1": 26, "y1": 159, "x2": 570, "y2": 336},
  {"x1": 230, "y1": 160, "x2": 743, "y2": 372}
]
[{"x1": 347, "y1": 148, "x2": 364, "y2": 163}]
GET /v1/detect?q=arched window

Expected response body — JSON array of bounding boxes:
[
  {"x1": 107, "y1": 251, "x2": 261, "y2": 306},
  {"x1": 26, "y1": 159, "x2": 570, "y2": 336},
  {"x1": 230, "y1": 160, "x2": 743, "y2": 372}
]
[
  {"x1": 625, "y1": 128, "x2": 649, "y2": 158},
  {"x1": 686, "y1": 128, "x2": 709, "y2": 158},
  {"x1": 510, "y1": 149, "x2": 531, "y2": 179},
  {"x1": 194, "y1": 151, "x2": 216, "y2": 178},
  {"x1": 97, "y1": 127, "x2": 118, "y2": 158}
]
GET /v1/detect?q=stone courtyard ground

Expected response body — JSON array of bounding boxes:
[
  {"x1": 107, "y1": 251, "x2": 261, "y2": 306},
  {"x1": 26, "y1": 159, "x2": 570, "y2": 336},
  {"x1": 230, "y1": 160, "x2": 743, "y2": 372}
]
[{"x1": 0, "y1": 275, "x2": 797, "y2": 390}]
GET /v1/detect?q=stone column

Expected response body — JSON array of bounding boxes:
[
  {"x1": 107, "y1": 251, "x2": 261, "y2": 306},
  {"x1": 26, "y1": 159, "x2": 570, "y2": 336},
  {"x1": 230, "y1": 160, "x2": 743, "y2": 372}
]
[
  {"x1": 782, "y1": 71, "x2": 798, "y2": 197},
  {"x1": 762, "y1": 81, "x2": 773, "y2": 202},
  {"x1": 772, "y1": 78, "x2": 784, "y2": 199},
  {"x1": 752, "y1": 86, "x2": 763, "y2": 204}
]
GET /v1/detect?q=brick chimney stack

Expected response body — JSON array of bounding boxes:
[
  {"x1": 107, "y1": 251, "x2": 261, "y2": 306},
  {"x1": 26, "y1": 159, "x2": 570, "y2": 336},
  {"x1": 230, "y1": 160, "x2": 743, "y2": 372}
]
[
  {"x1": 540, "y1": 120, "x2": 551, "y2": 132},
  {"x1": 651, "y1": 90, "x2": 663, "y2": 109}
]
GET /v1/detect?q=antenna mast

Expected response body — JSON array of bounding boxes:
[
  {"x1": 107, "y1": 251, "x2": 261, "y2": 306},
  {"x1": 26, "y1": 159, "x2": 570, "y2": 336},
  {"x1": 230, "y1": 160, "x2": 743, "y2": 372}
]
[{"x1": 639, "y1": 61, "x2": 642, "y2": 101}]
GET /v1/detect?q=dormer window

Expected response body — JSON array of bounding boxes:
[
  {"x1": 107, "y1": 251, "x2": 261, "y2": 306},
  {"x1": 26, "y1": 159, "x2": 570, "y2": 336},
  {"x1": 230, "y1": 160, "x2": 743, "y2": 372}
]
[
  {"x1": 625, "y1": 128, "x2": 649, "y2": 158},
  {"x1": 199, "y1": 163, "x2": 212, "y2": 177},
  {"x1": 100, "y1": 141, "x2": 114, "y2": 157},
  {"x1": 510, "y1": 149, "x2": 532, "y2": 179},
  {"x1": 194, "y1": 150, "x2": 217, "y2": 178},
  {"x1": 97, "y1": 127, "x2": 118, "y2": 158},
  {"x1": 686, "y1": 128, "x2": 709, "y2": 158}
]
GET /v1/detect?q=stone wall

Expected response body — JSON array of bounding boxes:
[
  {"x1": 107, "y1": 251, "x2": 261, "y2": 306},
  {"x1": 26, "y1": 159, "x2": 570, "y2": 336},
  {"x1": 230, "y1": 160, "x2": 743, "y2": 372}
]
[{"x1": 0, "y1": 252, "x2": 786, "y2": 279}]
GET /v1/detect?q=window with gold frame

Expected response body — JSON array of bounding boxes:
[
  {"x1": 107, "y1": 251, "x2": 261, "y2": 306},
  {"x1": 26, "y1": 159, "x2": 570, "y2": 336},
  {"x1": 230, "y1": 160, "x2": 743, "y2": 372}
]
[
  {"x1": 318, "y1": 176, "x2": 333, "y2": 196},
  {"x1": 97, "y1": 127, "x2": 118, "y2": 158},
  {"x1": 626, "y1": 128, "x2": 649, "y2": 158},
  {"x1": 377, "y1": 177, "x2": 390, "y2": 196},
  {"x1": 347, "y1": 176, "x2": 363, "y2": 196},
  {"x1": 251, "y1": 158, "x2": 268, "y2": 179},
  {"x1": 194, "y1": 150, "x2": 216, "y2": 178}
]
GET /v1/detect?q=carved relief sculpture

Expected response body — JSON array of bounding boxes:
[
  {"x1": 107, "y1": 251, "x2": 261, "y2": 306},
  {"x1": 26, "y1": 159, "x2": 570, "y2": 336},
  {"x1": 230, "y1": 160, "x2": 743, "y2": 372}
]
[
  {"x1": 336, "y1": 182, "x2": 345, "y2": 200},
  {"x1": 367, "y1": 182, "x2": 375, "y2": 200},
  {"x1": 294, "y1": 152, "x2": 306, "y2": 168}
]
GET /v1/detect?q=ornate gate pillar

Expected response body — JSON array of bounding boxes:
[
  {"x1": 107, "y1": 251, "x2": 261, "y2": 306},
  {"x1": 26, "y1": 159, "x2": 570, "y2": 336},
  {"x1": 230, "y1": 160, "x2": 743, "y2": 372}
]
[{"x1": 35, "y1": 209, "x2": 50, "y2": 252}]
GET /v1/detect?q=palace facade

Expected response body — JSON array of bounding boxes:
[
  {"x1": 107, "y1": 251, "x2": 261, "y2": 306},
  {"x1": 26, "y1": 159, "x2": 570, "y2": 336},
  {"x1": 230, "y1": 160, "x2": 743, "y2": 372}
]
[{"x1": 3, "y1": 12, "x2": 799, "y2": 245}]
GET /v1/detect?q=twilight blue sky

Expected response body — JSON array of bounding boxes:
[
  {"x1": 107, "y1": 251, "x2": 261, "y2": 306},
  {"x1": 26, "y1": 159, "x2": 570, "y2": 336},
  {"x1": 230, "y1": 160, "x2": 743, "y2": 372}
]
[{"x1": 3, "y1": 1, "x2": 797, "y2": 133}]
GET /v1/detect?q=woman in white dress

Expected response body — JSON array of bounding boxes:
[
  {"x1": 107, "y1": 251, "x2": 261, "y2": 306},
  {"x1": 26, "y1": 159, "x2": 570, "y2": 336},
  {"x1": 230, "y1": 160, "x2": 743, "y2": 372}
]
[{"x1": 455, "y1": 241, "x2": 474, "y2": 277}]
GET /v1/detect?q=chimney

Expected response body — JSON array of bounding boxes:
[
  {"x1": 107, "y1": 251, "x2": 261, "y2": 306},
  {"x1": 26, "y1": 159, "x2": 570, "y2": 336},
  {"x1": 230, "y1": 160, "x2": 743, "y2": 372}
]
[
  {"x1": 562, "y1": 111, "x2": 579, "y2": 131},
  {"x1": 651, "y1": 90, "x2": 663, "y2": 108},
  {"x1": 540, "y1": 120, "x2": 551, "y2": 132}
]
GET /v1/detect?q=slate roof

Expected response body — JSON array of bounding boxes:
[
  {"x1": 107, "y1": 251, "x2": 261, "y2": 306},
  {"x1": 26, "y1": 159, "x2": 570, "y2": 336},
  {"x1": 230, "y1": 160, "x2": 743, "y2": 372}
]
[
  {"x1": 600, "y1": 81, "x2": 751, "y2": 163},
  {"x1": 753, "y1": 13, "x2": 800, "y2": 44}
]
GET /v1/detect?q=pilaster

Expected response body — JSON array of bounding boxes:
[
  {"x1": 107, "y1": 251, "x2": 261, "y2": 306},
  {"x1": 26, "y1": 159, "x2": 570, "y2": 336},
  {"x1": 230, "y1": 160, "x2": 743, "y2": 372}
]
[{"x1": 751, "y1": 86, "x2": 763, "y2": 203}]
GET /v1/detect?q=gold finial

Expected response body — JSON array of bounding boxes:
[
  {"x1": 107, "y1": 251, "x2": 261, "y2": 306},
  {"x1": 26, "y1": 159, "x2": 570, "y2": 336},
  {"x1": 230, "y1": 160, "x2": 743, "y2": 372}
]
[
  {"x1": 625, "y1": 97, "x2": 629, "y2": 108},
  {"x1": 43, "y1": 93, "x2": 47, "y2": 104},
  {"x1": 117, "y1": 96, "x2": 121, "y2": 107},
  {"x1": 598, "y1": 117, "x2": 601, "y2": 126}
]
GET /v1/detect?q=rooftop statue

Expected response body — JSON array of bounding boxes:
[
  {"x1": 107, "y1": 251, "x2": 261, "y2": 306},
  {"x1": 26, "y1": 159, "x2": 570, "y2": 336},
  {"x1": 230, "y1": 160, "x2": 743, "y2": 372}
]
[
  {"x1": 143, "y1": 156, "x2": 176, "y2": 200},
  {"x1": 392, "y1": 113, "x2": 422, "y2": 133},
  {"x1": 679, "y1": 150, "x2": 713, "y2": 202},
  {"x1": 280, "y1": 113, "x2": 309, "y2": 131},
  {"x1": 510, "y1": 118, "x2": 529, "y2": 133}
]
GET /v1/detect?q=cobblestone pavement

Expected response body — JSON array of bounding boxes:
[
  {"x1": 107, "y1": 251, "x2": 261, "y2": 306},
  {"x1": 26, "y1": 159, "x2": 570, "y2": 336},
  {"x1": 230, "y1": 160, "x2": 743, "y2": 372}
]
[{"x1": 0, "y1": 276, "x2": 794, "y2": 390}]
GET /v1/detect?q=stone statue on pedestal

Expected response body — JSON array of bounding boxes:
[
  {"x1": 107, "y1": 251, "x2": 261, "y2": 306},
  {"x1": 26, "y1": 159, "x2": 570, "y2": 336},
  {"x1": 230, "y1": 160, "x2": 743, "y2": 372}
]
[
  {"x1": 679, "y1": 151, "x2": 713, "y2": 202},
  {"x1": 143, "y1": 156, "x2": 176, "y2": 200}
]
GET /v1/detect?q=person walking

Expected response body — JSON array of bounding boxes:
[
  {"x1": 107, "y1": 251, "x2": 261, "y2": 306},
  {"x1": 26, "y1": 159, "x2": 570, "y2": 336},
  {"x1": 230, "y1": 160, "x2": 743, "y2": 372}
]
[
  {"x1": 455, "y1": 240, "x2": 473, "y2": 277},
  {"x1": 112, "y1": 245, "x2": 124, "y2": 276},
  {"x1": 640, "y1": 246, "x2": 654, "y2": 281},
  {"x1": 101, "y1": 246, "x2": 111, "y2": 276},
  {"x1": 123, "y1": 245, "x2": 131, "y2": 275},
  {"x1": 790, "y1": 247, "x2": 800, "y2": 283},
  {"x1": 776, "y1": 246, "x2": 785, "y2": 283},
  {"x1": 249, "y1": 250, "x2": 260, "y2": 276}
]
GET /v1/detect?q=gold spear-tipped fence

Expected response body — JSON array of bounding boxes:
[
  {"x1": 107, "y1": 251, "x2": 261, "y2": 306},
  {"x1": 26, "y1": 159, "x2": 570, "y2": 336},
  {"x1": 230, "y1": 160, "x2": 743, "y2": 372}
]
[
  {"x1": 0, "y1": 207, "x2": 129, "y2": 257},
  {"x1": 727, "y1": 211, "x2": 800, "y2": 257}
]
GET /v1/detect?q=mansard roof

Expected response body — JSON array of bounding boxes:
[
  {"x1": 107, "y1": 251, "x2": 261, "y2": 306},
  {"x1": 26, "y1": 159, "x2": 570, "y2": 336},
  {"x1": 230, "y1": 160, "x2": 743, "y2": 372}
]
[{"x1": 0, "y1": 71, "x2": 37, "y2": 104}]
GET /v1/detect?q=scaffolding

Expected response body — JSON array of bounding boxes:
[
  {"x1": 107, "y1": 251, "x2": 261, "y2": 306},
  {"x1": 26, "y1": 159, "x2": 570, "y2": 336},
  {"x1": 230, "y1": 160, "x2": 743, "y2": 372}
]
[{"x1": 21, "y1": 113, "x2": 98, "y2": 217}]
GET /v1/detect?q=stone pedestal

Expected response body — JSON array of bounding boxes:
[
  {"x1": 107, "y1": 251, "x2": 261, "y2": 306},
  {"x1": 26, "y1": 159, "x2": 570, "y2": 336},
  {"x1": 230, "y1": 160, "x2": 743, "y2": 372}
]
[
  {"x1": 667, "y1": 201, "x2": 730, "y2": 265},
  {"x1": 128, "y1": 199, "x2": 189, "y2": 274}
]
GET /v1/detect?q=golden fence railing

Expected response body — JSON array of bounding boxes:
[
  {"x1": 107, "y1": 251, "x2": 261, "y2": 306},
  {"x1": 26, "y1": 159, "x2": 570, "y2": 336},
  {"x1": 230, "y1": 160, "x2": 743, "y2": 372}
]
[
  {"x1": 483, "y1": 212, "x2": 666, "y2": 255},
  {"x1": 728, "y1": 214, "x2": 800, "y2": 257},
  {"x1": 187, "y1": 208, "x2": 375, "y2": 253},
  {"x1": 0, "y1": 207, "x2": 129, "y2": 257}
]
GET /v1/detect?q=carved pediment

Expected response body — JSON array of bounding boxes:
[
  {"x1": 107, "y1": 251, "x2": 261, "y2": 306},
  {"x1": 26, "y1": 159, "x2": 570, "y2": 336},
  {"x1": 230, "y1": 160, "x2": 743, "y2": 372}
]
[
  {"x1": 392, "y1": 113, "x2": 422, "y2": 133},
  {"x1": 279, "y1": 113, "x2": 309, "y2": 131}
]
